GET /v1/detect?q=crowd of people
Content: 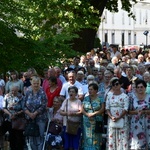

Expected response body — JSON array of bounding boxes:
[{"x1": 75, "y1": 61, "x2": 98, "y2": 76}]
[{"x1": 0, "y1": 44, "x2": 150, "y2": 150}]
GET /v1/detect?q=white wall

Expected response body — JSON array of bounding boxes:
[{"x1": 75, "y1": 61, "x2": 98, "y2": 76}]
[{"x1": 98, "y1": 0, "x2": 150, "y2": 47}]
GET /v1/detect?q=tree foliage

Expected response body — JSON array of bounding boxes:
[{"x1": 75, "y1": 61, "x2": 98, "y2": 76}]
[{"x1": 0, "y1": 0, "x2": 137, "y2": 73}]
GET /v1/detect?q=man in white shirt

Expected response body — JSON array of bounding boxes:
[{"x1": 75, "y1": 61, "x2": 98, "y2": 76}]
[{"x1": 60, "y1": 71, "x2": 83, "y2": 100}]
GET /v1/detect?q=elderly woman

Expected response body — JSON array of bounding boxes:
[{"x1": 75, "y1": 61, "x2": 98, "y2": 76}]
[
  {"x1": 82, "y1": 83, "x2": 105, "y2": 150},
  {"x1": 60, "y1": 86, "x2": 82, "y2": 150},
  {"x1": 129, "y1": 79, "x2": 150, "y2": 150},
  {"x1": 46, "y1": 96, "x2": 63, "y2": 150},
  {"x1": 3, "y1": 85, "x2": 24, "y2": 150},
  {"x1": 24, "y1": 76, "x2": 47, "y2": 150},
  {"x1": 106, "y1": 77, "x2": 129, "y2": 150}
]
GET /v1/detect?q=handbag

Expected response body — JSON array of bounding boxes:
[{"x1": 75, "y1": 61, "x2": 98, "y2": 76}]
[
  {"x1": 66, "y1": 99, "x2": 80, "y2": 135},
  {"x1": 109, "y1": 118, "x2": 124, "y2": 128},
  {"x1": 49, "y1": 121, "x2": 62, "y2": 135},
  {"x1": 12, "y1": 117, "x2": 27, "y2": 130},
  {"x1": 24, "y1": 120, "x2": 40, "y2": 137},
  {"x1": 66, "y1": 119, "x2": 80, "y2": 135},
  {"x1": 95, "y1": 121, "x2": 103, "y2": 133}
]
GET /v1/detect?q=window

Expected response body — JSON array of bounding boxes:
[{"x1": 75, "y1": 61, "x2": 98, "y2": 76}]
[
  {"x1": 145, "y1": 10, "x2": 148, "y2": 24},
  {"x1": 105, "y1": 32, "x2": 108, "y2": 43},
  {"x1": 128, "y1": 32, "x2": 131, "y2": 45},
  {"x1": 121, "y1": 32, "x2": 125, "y2": 47},
  {"x1": 134, "y1": 33, "x2": 136, "y2": 45},
  {"x1": 134, "y1": 11, "x2": 136, "y2": 24},
  {"x1": 112, "y1": 32, "x2": 115, "y2": 44}
]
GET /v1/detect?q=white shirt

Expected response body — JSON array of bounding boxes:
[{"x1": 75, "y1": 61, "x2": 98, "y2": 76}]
[
  {"x1": 60, "y1": 81, "x2": 83, "y2": 99},
  {"x1": 110, "y1": 51, "x2": 121, "y2": 58},
  {"x1": 0, "y1": 96, "x2": 4, "y2": 109},
  {"x1": 0, "y1": 79, "x2": 5, "y2": 87}
]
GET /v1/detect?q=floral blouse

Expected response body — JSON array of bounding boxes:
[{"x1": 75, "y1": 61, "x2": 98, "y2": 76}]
[
  {"x1": 3, "y1": 92, "x2": 23, "y2": 121},
  {"x1": 23, "y1": 87, "x2": 48, "y2": 121}
]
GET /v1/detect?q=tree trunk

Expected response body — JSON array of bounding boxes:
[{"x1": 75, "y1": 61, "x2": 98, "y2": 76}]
[{"x1": 72, "y1": 0, "x2": 108, "y2": 53}]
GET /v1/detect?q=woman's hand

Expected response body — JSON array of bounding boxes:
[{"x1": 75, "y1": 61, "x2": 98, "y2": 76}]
[
  {"x1": 87, "y1": 112, "x2": 95, "y2": 118},
  {"x1": 10, "y1": 114, "x2": 16, "y2": 120},
  {"x1": 111, "y1": 116, "x2": 116, "y2": 121},
  {"x1": 28, "y1": 112, "x2": 37, "y2": 120}
]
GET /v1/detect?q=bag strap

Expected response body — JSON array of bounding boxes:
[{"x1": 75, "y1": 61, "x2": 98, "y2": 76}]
[
  {"x1": 89, "y1": 96, "x2": 94, "y2": 112},
  {"x1": 66, "y1": 99, "x2": 68, "y2": 120}
]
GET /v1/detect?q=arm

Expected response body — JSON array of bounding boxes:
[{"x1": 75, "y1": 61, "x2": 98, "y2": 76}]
[
  {"x1": 3, "y1": 108, "x2": 12, "y2": 118},
  {"x1": 60, "y1": 109, "x2": 68, "y2": 116},
  {"x1": 60, "y1": 99, "x2": 68, "y2": 116},
  {"x1": 115, "y1": 95, "x2": 129, "y2": 121},
  {"x1": 81, "y1": 104, "x2": 88, "y2": 117},
  {"x1": 106, "y1": 109, "x2": 113, "y2": 119},
  {"x1": 78, "y1": 94, "x2": 84, "y2": 101},
  {"x1": 32, "y1": 90, "x2": 47, "y2": 115},
  {"x1": 93, "y1": 103, "x2": 105, "y2": 116},
  {"x1": 128, "y1": 110, "x2": 139, "y2": 115},
  {"x1": 142, "y1": 110, "x2": 150, "y2": 115},
  {"x1": 106, "y1": 109, "x2": 127, "y2": 122}
]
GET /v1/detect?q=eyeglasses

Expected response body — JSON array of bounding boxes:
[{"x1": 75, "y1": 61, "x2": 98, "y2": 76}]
[
  {"x1": 112, "y1": 82, "x2": 120, "y2": 87},
  {"x1": 93, "y1": 70, "x2": 98, "y2": 71},
  {"x1": 137, "y1": 86, "x2": 144, "y2": 89}
]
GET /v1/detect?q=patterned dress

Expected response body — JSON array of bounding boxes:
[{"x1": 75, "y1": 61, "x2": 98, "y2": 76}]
[
  {"x1": 106, "y1": 93, "x2": 129, "y2": 150},
  {"x1": 128, "y1": 93, "x2": 150, "y2": 149},
  {"x1": 82, "y1": 96, "x2": 104, "y2": 150}
]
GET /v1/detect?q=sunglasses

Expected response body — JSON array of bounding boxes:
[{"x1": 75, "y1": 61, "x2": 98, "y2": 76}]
[{"x1": 112, "y1": 82, "x2": 120, "y2": 87}]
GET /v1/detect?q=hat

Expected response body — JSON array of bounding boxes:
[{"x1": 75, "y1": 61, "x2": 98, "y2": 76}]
[{"x1": 77, "y1": 71, "x2": 84, "y2": 75}]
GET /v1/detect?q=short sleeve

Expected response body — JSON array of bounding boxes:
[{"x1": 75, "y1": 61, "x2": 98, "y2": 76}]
[{"x1": 60, "y1": 99, "x2": 67, "y2": 111}]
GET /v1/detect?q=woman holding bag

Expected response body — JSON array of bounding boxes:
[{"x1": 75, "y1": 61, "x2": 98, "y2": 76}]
[
  {"x1": 106, "y1": 77, "x2": 129, "y2": 150},
  {"x1": 46, "y1": 96, "x2": 63, "y2": 150},
  {"x1": 24, "y1": 76, "x2": 47, "y2": 150},
  {"x1": 3, "y1": 85, "x2": 24, "y2": 150},
  {"x1": 60, "y1": 86, "x2": 82, "y2": 150},
  {"x1": 82, "y1": 82, "x2": 105, "y2": 150}
]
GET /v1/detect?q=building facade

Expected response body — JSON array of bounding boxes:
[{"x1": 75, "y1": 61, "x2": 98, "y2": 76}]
[{"x1": 98, "y1": 0, "x2": 150, "y2": 48}]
